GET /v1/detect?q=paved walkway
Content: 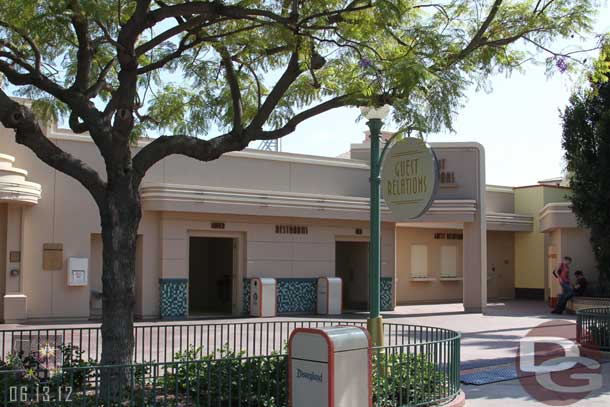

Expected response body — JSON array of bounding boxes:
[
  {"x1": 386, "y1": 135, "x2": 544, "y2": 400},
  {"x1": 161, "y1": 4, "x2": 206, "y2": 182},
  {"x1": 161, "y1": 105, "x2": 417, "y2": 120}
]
[
  {"x1": 2, "y1": 300, "x2": 609, "y2": 406},
  {"x1": 464, "y1": 363, "x2": 610, "y2": 407},
  {"x1": 380, "y1": 300, "x2": 576, "y2": 363},
  {"x1": 377, "y1": 300, "x2": 610, "y2": 406}
]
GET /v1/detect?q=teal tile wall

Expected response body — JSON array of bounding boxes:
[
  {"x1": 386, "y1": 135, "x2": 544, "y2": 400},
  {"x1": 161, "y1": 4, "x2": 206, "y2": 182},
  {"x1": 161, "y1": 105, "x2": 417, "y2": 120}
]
[
  {"x1": 277, "y1": 279, "x2": 317, "y2": 313},
  {"x1": 242, "y1": 277, "x2": 395, "y2": 314},
  {"x1": 243, "y1": 278, "x2": 317, "y2": 314},
  {"x1": 381, "y1": 277, "x2": 394, "y2": 311},
  {"x1": 159, "y1": 278, "x2": 188, "y2": 319}
]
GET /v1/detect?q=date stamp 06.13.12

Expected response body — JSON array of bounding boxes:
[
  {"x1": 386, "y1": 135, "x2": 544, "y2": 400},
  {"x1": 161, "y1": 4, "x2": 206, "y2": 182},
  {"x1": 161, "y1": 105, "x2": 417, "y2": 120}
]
[{"x1": 7, "y1": 386, "x2": 72, "y2": 403}]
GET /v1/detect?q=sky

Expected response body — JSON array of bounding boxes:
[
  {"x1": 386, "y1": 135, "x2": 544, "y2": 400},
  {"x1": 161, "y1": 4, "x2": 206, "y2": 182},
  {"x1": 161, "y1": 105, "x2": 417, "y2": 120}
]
[{"x1": 275, "y1": 6, "x2": 610, "y2": 187}]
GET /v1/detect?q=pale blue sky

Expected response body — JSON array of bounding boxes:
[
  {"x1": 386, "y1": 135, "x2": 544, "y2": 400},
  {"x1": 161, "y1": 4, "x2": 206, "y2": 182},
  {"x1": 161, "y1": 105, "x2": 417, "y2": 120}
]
[{"x1": 278, "y1": 7, "x2": 610, "y2": 187}]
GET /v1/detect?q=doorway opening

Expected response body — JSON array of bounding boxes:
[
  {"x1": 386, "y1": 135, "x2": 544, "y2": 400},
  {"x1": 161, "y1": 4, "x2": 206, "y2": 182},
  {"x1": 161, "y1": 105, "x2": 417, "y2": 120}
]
[
  {"x1": 189, "y1": 237, "x2": 234, "y2": 315},
  {"x1": 335, "y1": 241, "x2": 369, "y2": 310}
]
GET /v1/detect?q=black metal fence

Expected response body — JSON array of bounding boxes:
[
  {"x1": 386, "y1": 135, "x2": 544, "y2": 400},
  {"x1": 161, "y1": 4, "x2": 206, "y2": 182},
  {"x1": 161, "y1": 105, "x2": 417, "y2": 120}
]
[
  {"x1": 577, "y1": 307, "x2": 610, "y2": 351},
  {"x1": 0, "y1": 321, "x2": 460, "y2": 406},
  {"x1": 0, "y1": 321, "x2": 455, "y2": 365}
]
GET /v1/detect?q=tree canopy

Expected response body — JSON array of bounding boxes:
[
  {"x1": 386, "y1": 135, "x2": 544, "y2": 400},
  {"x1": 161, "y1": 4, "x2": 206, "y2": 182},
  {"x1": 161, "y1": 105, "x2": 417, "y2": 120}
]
[
  {"x1": 562, "y1": 41, "x2": 610, "y2": 293},
  {"x1": 0, "y1": 0, "x2": 600, "y2": 376},
  {"x1": 1, "y1": 0, "x2": 596, "y2": 145}
]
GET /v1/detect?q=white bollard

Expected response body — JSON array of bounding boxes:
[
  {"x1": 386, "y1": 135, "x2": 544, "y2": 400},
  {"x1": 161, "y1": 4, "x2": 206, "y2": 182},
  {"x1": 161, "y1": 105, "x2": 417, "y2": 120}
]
[
  {"x1": 317, "y1": 277, "x2": 343, "y2": 315},
  {"x1": 250, "y1": 277, "x2": 277, "y2": 317},
  {"x1": 289, "y1": 326, "x2": 372, "y2": 407}
]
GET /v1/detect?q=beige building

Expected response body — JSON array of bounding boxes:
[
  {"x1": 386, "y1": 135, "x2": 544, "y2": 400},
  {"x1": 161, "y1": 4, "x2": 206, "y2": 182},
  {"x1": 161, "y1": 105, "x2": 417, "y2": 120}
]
[{"x1": 0, "y1": 118, "x2": 596, "y2": 322}]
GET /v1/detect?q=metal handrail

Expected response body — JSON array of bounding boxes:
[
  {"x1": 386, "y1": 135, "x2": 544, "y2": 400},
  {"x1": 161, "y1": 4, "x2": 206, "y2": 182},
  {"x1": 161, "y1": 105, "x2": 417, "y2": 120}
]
[
  {"x1": 576, "y1": 307, "x2": 610, "y2": 351},
  {"x1": 0, "y1": 320, "x2": 461, "y2": 406}
]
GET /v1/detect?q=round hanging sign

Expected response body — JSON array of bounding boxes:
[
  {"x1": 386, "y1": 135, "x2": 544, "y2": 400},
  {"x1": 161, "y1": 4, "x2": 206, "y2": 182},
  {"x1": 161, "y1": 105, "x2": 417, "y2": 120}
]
[{"x1": 381, "y1": 137, "x2": 438, "y2": 220}]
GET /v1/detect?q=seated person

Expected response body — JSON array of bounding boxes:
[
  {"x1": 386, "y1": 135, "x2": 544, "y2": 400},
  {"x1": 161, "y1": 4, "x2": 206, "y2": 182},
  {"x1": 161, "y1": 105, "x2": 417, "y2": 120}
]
[{"x1": 573, "y1": 270, "x2": 588, "y2": 296}]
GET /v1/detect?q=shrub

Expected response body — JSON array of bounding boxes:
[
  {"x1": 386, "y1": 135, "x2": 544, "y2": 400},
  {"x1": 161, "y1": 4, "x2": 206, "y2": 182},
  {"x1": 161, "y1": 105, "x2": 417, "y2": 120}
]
[
  {"x1": 373, "y1": 350, "x2": 449, "y2": 406},
  {"x1": 0, "y1": 343, "x2": 95, "y2": 403},
  {"x1": 161, "y1": 345, "x2": 287, "y2": 406}
]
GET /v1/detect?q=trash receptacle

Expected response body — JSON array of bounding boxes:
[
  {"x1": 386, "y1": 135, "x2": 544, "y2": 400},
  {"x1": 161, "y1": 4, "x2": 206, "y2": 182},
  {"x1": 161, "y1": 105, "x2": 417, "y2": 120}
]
[
  {"x1": 317, "y1": 277, "x2": 342, "y2": 315},
  {"x1": 289, "y1": 326, "x2": 372, "y2": 407},
  {"x1": 250, "y1": 277, "x2": 277, "y2": 317}
]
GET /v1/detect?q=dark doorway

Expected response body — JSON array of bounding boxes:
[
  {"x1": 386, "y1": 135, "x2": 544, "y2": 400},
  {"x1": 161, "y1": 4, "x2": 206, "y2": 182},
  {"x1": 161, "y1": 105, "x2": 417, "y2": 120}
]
[
  {"x1": 189, "y1": 237, "x2": 234, "y2": 315},
  {"x1": 335, "y1": 241, "x2": 369, "y2": 310}
]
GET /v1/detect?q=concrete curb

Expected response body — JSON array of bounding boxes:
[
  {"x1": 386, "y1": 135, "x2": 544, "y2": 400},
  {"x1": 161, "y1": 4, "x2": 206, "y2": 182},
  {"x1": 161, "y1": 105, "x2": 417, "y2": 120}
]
[{"x1": 439, "y1": 390, "x2": 466, "y2": 407}]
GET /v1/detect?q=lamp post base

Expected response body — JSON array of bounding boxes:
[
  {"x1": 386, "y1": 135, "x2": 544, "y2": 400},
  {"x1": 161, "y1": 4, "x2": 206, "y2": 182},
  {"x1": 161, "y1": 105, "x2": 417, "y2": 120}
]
[{"x1": 367, "y1": 316, "x2": 384, "y2": 347}]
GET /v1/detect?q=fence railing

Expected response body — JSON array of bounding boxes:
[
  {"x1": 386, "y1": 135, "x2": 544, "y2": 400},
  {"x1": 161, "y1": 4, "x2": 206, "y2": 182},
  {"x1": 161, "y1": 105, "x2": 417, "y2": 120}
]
[
  {"x1": 0, "y1": 321, "x2": 461, "y2": 406},
  {"x1": 0, "y1": 321, "x2": 456, "y2": 365},
  {"x1": 577, "y1": 307, "x2": 610, "y2": 351}
]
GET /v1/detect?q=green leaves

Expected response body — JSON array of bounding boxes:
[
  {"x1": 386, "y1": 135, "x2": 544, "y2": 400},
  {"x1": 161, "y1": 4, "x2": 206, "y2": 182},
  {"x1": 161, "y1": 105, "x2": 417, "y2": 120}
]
[
  {"x1": 0, "y1": 1, "x2": 597, "y2": 138},
  {"x1": 562, "y1": 46, "x2": 610, "y2": 292}
]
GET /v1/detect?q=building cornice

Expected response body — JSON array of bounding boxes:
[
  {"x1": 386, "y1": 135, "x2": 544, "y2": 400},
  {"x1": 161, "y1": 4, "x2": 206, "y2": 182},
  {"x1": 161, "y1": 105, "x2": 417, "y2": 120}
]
[
  {"x1": 0, "y1": 153, "x2": 41, "y2": 205},
  {"x1": 486, "y1": 185, "x2": 514, "y2": 194},
  {"x1": 140, "y1": 183, "x2": 478, "y2": 222},
  {"x1": 539, "y1": 202, "x2": 578, "y2": 232},
  {"x1": 486, "y1": 212, "x2": 533, "y2": 232}
]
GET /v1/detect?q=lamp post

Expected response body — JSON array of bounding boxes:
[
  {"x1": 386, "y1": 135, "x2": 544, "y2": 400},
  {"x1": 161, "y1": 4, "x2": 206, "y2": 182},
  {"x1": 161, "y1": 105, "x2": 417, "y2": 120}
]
[{"x1": 360, "y1": 105, "x2": 390, "y2": 347}]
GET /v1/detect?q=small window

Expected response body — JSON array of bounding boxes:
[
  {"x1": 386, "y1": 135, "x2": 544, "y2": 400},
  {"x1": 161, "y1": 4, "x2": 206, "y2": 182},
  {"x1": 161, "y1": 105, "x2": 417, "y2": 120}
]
[
  {"x1": 411, "y1": 245, "x2": 428, "y2": 278},
  {"x1": 441, "y1": 246, "x2": 458, "y2": 277}
]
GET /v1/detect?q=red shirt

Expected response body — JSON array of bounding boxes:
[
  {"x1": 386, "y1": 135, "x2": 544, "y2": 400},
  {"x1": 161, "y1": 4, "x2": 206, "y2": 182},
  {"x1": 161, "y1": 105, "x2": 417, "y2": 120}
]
[{"x1": 557, "y1": 262, "x2": 570, "y2": 284}]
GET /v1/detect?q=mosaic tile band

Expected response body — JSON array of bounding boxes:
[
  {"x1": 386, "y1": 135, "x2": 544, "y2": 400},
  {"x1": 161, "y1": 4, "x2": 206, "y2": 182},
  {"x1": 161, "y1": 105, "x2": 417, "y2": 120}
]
[
  {"x1": 159, "y1": 277, "x2": 393, "y2": 318},
  {"x1": 159, "y1": 278, "x2": 188, "y2": 319},
  {"x1": 242, "y1": 277, "x2": 394, "y2": 314}
]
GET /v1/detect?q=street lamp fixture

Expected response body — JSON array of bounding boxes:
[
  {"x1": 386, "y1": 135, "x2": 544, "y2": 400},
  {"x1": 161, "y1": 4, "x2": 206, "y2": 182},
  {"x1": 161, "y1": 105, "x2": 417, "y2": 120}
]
[{"x1": 360, "y1": 104, "x2": 390, "y2": 347}]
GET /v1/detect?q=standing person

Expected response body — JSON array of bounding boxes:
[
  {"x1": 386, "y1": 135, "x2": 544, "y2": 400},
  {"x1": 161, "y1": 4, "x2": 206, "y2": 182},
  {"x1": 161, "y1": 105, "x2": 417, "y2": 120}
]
[{"x1": 552, "y1": 256, "x2": 573, "y2": 314}]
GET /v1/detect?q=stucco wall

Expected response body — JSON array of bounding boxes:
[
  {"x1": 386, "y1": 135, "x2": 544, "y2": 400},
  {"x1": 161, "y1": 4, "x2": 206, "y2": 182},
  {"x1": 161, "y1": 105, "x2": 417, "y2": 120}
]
[
  {"x1": 159, "y1": 212, "x2": 395, "y2": 312},
  {"x1": 546, "y1": 228, "x2": 596, "y2": 299},
  {"x1": 487, "y1": 231, "x2": 515, "y2": 299},
  {"x1": 486, "y1": 189, "x2": 515, "y2": 213},
  {"x1": 0, "y1": 126, "x2": 383, "y2": 319},
  {"x1": 514, "y1": 185, "x2": 573, "y2": 293},
  {"x1": 561, "y1": 229, "x2": 596, "y2": 291},
  {"x1": 514, "y1": 187, "x2": 545, "y2": 289},
  {"x1": 395, "y1": 227, "x2": 463, "y2": 304},
  {"x1": 547, "y1": 229, "x2": 563, "y2": 299},
  {"x1": 1, "y1": 124, "x2": 489, "y2": 319},
  {"x1": 0, "y1": 204, "x2": 6, "y2": 317},
  {"x1": 544, "y1": 187, "x2": 570, "y2": 206}
]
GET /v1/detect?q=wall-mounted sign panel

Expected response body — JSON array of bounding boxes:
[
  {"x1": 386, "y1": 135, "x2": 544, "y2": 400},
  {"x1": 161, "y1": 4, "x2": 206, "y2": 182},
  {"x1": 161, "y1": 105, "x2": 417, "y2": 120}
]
[
  {"x1": 67, "y1": 257, "x2": 88, "y2": 286},
  {"x1": 43, "y1": 243, "x2": 63, "y2": 270},
  {"x1": 381, "y1": 138, "x2": 438, "y2": 220}
]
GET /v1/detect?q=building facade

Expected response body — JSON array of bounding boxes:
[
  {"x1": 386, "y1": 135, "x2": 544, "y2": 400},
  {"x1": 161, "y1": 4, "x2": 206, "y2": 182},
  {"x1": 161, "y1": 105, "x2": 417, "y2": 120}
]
[{"x1": 0, "y1": 118, "x2": 596, "y2": 322}]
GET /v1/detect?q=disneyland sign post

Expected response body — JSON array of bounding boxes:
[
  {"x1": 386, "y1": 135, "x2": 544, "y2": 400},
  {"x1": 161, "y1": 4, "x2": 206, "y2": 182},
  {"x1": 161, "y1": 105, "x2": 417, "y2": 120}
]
[{"x1": 361, "y1": 105, "x2": 438, "y2": 346}]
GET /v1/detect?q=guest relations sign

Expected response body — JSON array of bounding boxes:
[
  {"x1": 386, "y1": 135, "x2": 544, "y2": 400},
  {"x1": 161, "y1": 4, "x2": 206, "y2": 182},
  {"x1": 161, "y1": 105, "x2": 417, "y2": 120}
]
[{"x1": 381, "y1": 137, "x2": 438, "y2": 220}]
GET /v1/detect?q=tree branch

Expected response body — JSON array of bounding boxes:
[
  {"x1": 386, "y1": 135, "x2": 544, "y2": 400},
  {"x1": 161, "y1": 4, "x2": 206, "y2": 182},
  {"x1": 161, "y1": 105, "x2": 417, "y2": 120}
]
[
  {"x1": 132, "y1": 94, "x2": 351, "y2": 181},
  {"x1": 136, "y1": 23, "x2": 266, "y2": 75},
  {"x1": 0, "y1": 20, "x2": 42, "y2": 72},
  {"x1": 110, "y1": 0, "x2": 152, "y2": 141},
  {"x1": 69, "y1": 0, "x2": 94, "y2": 92},
  {"x1": 454, "y1": 0, "x2": 503, "y2": 62},
  {"x1": 247, "y1": 49, "x2": 303, "y2": 130},
  {"x1": 85, "y1": 58, "x2": 116, "y2": 98},
  {"x1": 0, "y1": 90, "x2": 106, "y2": 204},
  {"x1": 255, "y1": 95, "x2": 350, "y2": 140},
  {"x1": 143, "y1": 2, "x2": 289, "y2": 32},
  {"x1": 134, "y1": 14, "x2": 210, "y2": 56},
  {"x1": 218, "y1": 46, "x2": 243, "y2": 133},
  {"x1": 132, "y1": 132, "x2": 248, "y2": 184}
]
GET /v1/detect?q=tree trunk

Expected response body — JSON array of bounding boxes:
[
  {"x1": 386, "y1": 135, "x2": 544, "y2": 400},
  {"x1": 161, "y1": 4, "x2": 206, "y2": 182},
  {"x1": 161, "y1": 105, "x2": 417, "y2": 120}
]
[{"x1": 98, "y1": 179, "x2": 142, "y2": 398}]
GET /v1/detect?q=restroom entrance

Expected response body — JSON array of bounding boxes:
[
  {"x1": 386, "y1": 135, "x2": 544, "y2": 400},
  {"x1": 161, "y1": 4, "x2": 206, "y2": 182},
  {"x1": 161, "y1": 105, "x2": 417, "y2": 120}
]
[
  {"x1": 335, "y1": 241, "x2": 369, "y2": 310},
  {"x1": 188, "y1": 237, "x2": 235, "y2": 315}
]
